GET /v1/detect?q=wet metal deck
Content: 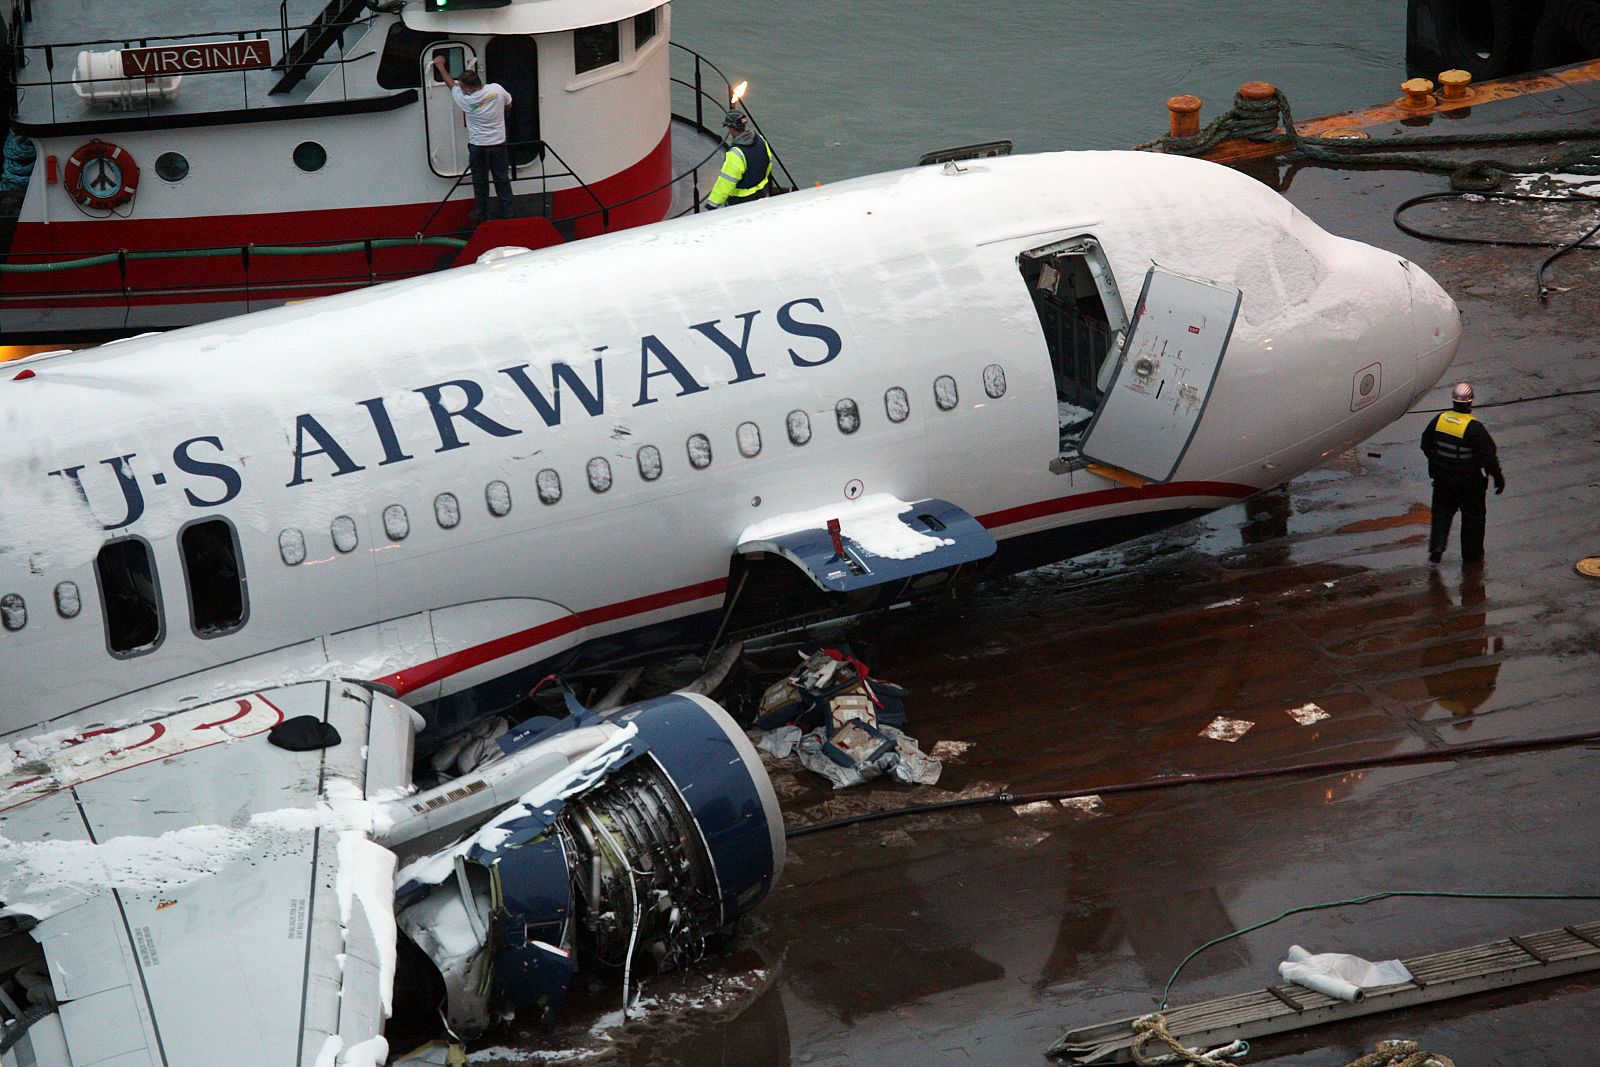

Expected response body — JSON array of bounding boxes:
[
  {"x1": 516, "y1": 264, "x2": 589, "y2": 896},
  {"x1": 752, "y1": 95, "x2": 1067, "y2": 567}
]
[{"x1": 471, "y1": 70, "x2": 1600, "y2": 1067}]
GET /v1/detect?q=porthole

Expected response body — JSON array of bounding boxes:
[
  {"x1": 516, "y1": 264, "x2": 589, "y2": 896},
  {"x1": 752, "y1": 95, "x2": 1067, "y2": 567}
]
[
  {"x1": 0, "y1": 593, "x2": 25, "y2": 632},
  {"x1": 835, "y1": 398, "x2": 860, "y2": 435},
  {"x1": 587, "y1": 457, "x2": 613, "y2": 493},
  {"x1": 786, "y1": 410, "x2": 812, "y2": 445},
  {"x1": 279, "y1": 528, "x2": 307, "y2": 565},
  {"x1": 54, "y1": 581, "x2": 81, "y2": 618},
  {"x1": 486, "y1": 480, "x2": 513, "y2": 516},
  {"x1": 737, "y1": 421, "x2": 762, "y2": 458},
  {"x1": 637, "y1": 445, "x2": 663, "y2": 481},
  {"x1": 687, "y1": 433, "x2": 713, "y2": 469},
  {"x1": 537, "y1": 468, "x2": 563, "y2": 504},
  {"x1": 154, "y1": 151, "x2": 189, "y2": 182},
  {"x1": 331, "y1": 515, "x2": 359, "y2": 553},
  {"x1": 885, "y1": 387, "x2": 910, "y2": 423},
  {"x1": 383, "y1": 504, "x2": 410, "y2": 541},
  {"x1": 983, "y1": 363, "x2": 1008, "y2": 398},
  {"x1": 934, "y1": 374, "x2": 959, "y2": 411},
  {"x1": 293, "y1": 141, "x2": 327, "y2": 172},
  {"x1": 434, "y1": 492, "x2": 461, "y2": 528}
]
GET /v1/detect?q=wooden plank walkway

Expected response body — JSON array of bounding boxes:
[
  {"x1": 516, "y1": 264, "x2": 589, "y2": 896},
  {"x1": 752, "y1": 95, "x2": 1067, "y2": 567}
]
[{"x1": 1049, "y1": 920, "x2": 1600, "y2": 1063}]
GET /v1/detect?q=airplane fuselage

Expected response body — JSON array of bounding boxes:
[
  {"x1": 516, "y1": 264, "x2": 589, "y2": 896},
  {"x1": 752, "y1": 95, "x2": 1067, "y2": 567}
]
[{"x1": 0, "y1": 151, "x2": 1461, "y2": 733}]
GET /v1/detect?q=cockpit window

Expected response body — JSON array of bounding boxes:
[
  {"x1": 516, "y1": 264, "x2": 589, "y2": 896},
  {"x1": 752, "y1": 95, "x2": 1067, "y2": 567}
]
[{"x1": 96, "y1": 537, "x2": 164, "y2": 657}]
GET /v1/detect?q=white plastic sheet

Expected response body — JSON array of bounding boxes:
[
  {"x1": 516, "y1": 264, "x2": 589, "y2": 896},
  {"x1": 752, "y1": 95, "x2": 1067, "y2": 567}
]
[{"x1": 1278, "y1": 944, "x2": 1413, "y2": 1002}]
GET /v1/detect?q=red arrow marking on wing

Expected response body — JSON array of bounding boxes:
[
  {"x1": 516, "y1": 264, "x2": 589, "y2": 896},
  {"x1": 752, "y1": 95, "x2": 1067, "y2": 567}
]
[
  {"x1": 197, "y1": 699, "x2": 252, "y2": 730},
  {"x1": 119, "y1": 723, "x2": 166, "y2": 751}
]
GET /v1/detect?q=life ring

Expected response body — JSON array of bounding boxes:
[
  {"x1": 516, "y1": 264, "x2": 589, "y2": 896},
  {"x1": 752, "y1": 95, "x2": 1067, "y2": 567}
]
[{"x1": 64, "y1": 140, "x2": 140, "y2": 211}]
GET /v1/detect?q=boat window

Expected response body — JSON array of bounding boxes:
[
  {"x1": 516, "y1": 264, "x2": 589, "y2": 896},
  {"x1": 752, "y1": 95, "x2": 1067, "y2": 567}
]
[
  {"x1": 934, "y1": 375, "x2": 959, "y2": 411},
  {"x1": 983, "y1": 364, "x2": 1007, "y2": 399},
  {"x1": 331, "y1": 515, "x2": 359, "y2": 553},
  {"x1": 634, "y1": 9, "x2": 658, "y2": 46},
  {"x1": 279, "y1": 528, "x2": 307, "y2": 565},
  {"x1": 383, "y1": 504, "x2": 410, "y2": 541},
  {"x1": 377, "y1": 23, "x2": 447, "y2": 89},
  {"x1": 55, "y1": 581, "x2": 81, "y2": 618},
  {"x1": 737, "y1": 421, "x2": 762, "y2": 458},
  {"x1": 435, "y1": 492, "x2": 461, "y2": 528},
  {"x1": 885, "y1": 387, "x2": 910, "y2": 423},
  {"x1": 155, "y1": 152, "x2": 189, "y2": 183},
  {"x1": 181, "y1": 518, "x2": 247, "y2": 638},
  {"x1": 587, "y1": 457, "x2": 613, "y2": 493},
  {"x1": 835, "y1": 398, "x2": 861, "y2": 434},
  {"x1": 96, "y1": 537, "x2": 164, "y2": 657},
  {"x1": 574, "y1": 22, "x2": 620, "y2": 74},
  {"x1": 786, "y1": 410, "x2": 812, "y2": 445},
  {"x1": 687, "y1": 433, "x2": 713, "y2": 469},
  {"x1": 637, "y1": 445, "x2": 663, "y2": 481},
  {"x1": 294, "y1": 141, "x2": 327, "y2": 173},
  {"x1": 0, "y1": 594, "x2": 24, "y2": 632},
  {"x1": 486, "y1": 480, "x2": 513, "y2": 516},
  {"x1": 537, "y1": 468, "x2": 563, "y2": 504}
]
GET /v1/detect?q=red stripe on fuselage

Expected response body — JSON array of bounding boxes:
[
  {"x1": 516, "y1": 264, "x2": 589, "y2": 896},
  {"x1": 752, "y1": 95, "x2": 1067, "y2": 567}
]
[{"x1": 370, "y1": 481, "x2": 1256, "y2": 698}]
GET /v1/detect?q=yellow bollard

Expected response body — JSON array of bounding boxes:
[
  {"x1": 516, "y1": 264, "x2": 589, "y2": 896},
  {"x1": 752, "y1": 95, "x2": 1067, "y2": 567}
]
[
  {"x1": 1400, "y1": 78, "x2": 1435, "y2": 109},
  {"x1": 1438, "y1": 69, "x2": 1473, "y2": 100}
]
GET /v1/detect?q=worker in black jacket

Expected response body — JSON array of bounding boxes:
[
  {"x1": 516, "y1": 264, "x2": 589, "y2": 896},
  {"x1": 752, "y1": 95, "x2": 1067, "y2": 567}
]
[{"x1": 1421, "y1": 381, "x2": 1504, "y2": 565}]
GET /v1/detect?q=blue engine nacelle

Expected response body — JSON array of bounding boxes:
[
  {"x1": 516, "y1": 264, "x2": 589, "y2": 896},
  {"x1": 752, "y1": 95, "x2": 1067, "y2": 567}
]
[{"x1": 394, "y1": 693, "x2": 784, "y2": 1033}]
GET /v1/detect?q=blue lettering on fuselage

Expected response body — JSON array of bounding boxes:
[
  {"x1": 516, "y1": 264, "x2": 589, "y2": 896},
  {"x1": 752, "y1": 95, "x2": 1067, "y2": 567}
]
[{"x1": 48, "y1": 296, "x2": 844, "y2": 518}]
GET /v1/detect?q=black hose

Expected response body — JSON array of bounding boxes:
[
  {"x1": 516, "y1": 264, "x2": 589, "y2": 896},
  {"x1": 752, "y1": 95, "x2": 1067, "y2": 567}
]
[
  {"x1": 784, "y1": 727, "x2": 1600, "y2": 838},
  {"x1": 1394, "y1": 189, "x2": 1600, "y2": 301},
  {"x1": 1410, "y1": 386, "x2": 1600, "y2": 415}
]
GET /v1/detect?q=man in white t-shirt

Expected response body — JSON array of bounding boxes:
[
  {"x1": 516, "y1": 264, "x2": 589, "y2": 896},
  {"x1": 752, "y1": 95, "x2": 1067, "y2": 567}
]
[{"x1": 433, "y1": 56, "x2": 514, "y2": 220}]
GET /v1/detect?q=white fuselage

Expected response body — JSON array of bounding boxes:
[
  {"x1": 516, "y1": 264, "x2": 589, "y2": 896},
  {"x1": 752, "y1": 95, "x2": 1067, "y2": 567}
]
[{"x1": 0, "y1": 151, "x2": 1461, "y2": 732}]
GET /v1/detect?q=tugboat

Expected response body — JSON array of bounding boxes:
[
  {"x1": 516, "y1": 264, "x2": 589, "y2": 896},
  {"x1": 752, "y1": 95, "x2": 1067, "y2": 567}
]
[{"x1": 0, "y1": 0, "x2": 786, "y2": 343}]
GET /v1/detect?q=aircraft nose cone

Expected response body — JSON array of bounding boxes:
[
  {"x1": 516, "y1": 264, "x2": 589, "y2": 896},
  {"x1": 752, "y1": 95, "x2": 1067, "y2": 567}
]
[{"x1": 1408, "y1": 260, "x2": 1462, "y2": 391}]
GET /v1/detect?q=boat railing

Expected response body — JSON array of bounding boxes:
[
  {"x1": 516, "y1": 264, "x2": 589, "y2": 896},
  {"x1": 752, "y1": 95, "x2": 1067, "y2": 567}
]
[
  {"x1": 3, "y1": 6, "x2": 382, "y2": 125},
  {"x1": 417, "y1": 138, "x2": 611, "y2": 238},
  {"x1": 668, "y1": 40, "x2": 798, "y2": 199}
]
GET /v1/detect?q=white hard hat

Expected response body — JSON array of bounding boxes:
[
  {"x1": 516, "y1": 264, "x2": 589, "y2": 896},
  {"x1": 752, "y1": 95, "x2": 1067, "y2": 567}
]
[{"x1": 1451, "y1": 382, "x2": 1474, "y2": 404}]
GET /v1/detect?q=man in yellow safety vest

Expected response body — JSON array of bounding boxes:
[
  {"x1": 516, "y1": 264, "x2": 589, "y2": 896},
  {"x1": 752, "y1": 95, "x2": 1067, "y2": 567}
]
[
  {"x1": 702, "y1": 109, "x2": 773, "y2": 211},
  {"x1": 1420, "y1": 381, "x2": 1504, "y2": 565}
]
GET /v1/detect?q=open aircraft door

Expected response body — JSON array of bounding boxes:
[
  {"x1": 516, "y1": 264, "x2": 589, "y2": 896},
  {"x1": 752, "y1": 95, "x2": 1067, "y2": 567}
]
[{"x1": 1079, "y1": 268, "x2": 1242, "y2": 483}]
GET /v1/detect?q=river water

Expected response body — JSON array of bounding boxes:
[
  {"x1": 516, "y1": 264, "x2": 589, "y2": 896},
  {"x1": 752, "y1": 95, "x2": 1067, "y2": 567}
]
[{"x1": 674, "y1": 1, "x2": 1408, "y2": 183}]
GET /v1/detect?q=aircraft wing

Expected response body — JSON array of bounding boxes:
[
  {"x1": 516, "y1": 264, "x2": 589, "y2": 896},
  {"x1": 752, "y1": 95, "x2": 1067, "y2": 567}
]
[
  {"x1": 0, "y1": 681, "x2": 416, "y2": 1067},
  {"x1": 735, "y1": 493, "x2": 996, "y2": 593}
]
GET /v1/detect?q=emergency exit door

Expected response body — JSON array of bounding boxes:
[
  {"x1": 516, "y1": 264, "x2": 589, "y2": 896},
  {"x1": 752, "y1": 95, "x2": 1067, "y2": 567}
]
[
  {"x1": 422, "y1": 42, "x2": 474, "y2": 177},
  {"x1": 1078, "y1": 268, "x2": 1241, "y2": 483}
]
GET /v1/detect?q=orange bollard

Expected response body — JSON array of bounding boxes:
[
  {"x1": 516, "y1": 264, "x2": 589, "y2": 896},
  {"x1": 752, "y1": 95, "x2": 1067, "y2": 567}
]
[
  {"x1": 1167, "y1": 95, "x2": 1202, "y2": 138},
  {"x1": 1238, "y1": 81, "x2": 1278, "y2": 102},
  {"x1": 1400, "y1": 78, "x2": 1435, "y2": 108},
  {"x1": 1438, "y1": 69, "x2": 1473, "y2": 100}
]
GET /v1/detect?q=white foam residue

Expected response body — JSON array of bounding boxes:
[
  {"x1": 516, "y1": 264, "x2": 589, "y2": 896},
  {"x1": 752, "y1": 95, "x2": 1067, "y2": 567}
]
[
  {"x1": 336, "y1": 831, "x2": 399, "y2": 1015},
  {"x1": 739, "y1": 493, "x2": 954, "y2": 561},
  {"x1": 1204, "y1": 597, "x2": 1244, "y2": 610},
  {"x1": 0, "y1": 824, "x2": 255, "y2": 919},
  {"x1": 316, "y1": 1035, "x2": 343, "y2": 1067},
  {"x1": 1199, "y1": 716, "x2": 1254, "y2": 742},
  {"x1": 339, "y1": 1034, "x2": 390, "y2": 1067},
  {"x1": 1286, "y1": 702, "x2": 1330, "y2": 726}
]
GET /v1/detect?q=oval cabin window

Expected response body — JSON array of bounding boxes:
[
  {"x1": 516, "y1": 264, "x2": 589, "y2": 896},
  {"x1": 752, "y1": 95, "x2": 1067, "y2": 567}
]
[
  {"x1": 983, "y1": 364, "x2": 1008, "y2": 398},
  {"x1": 0, "y1": 593, "x2": 25, "y2": 632},
  {"x1": 486, "y1": 480, "x2": 513, "y2": 516},
  {"x1": 737, "y1": 422, "x2": 762, "y2": 458},
  {"x1": 55, "y1": 581, "x2": 82, "y2": 619},
  {"x1": 786, "y1": 410, "x2": 812, "y2": 445},
  {"x1": 331, "y1": 515, "x2": 359, "y2": 553},
  {"x1": 383, "y1": 505, "x2": 410, "y2": 541},
  {"x1": 434, "y1": 492, "x2": 461, "y2": 528},
  {"x1": 637, "y1": 445, "x2": 663, "y2": 481},
  {"x1": 687, "y1": 434, "x2": 713, "y2": 470},
  {"x1": 587, "y1": 457, "x2": 613, "y2": 493},
  {"x1": 279, "y1": 528, "x2": 307, "y2": 565},
  {"x1": 537, "y1": 469, "x2": 563, "y2": 505},
  {"x1": 885, "y1": 387, "x2": 910, "y2": 423},
  {"x1": 835, "y1": 398, "x2": 860, "y2": 435}
]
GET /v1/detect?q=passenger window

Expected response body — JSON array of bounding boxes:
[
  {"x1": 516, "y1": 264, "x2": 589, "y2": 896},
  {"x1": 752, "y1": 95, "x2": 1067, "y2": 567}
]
[
  {"x1": 181, "y1": 519, "x2": 247, "y2": 637},
  {"x1": 587, "y1": 457, "x2": 613, "y2": 493},
  {"x1": 383, "y1": 504, "x2": 410, "y2": 541},
  {"x1": 331, "y1": 515, "x2": 359, "y2": 553},
  {"x1": 435, "y1": 492, "x2": 461, "y2": 529},
  {"x1": 786, "y1": 410, "x2": 811, "y2": 445},
  {"x1": 96, "y1": 537, "x2": 163, "y2": 657},
  {"x1": 835, "y1": 398, "x2": 860, "y2": 434},
  {"x1": 55, "y1": 581, "x2": 81, "y2": 618},
  {"x1": 574, "y1": 22, "x2": 620, "y2": 73},
  {"x1": 934, "y1": 375, "x2": 959, "y2": 411},
  {"x1": 0, "y1": 593, "x2": 25, "y2": 632},
  {"x1": 279, "y1": 528, "x2": 307, "y2": 565},
  {"x1": 737, "y1": 421, "x2": 762, "y2": 458},
  {"x1": 637, "y1": 445, "x2": 663, "y2": 481},
  {"x1": 486, "y1": 480, "x2": 513, "y2": 516},
  {"x1": 983, "y1": 364, "x2": 1008, "y2": 398},
  {"x1": 537, "y1": 468, "x2": 563, "y2": 504},
  {"x1": 885, "y1": 387, "x2": 910, "y2": 423},
  {"x1": 687, "y1": 433, "x2": 713, "y2": 469}
]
